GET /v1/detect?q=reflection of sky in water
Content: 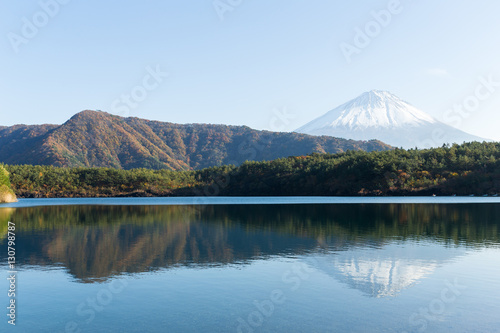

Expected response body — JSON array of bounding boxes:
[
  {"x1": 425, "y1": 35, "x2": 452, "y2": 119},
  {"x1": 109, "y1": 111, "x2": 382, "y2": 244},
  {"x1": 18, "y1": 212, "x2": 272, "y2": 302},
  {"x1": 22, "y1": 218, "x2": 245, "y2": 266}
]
[{"x1": 3, "y1": 247, "x2": 499, "y2": 333}]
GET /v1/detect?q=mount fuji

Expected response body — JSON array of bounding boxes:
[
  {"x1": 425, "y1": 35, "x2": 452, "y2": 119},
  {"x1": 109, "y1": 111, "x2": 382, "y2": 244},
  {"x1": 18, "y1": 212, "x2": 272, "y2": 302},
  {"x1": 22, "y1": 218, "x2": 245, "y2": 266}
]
[{"x1": 295, "y1": 90, "x2": 486, "y2": 149}]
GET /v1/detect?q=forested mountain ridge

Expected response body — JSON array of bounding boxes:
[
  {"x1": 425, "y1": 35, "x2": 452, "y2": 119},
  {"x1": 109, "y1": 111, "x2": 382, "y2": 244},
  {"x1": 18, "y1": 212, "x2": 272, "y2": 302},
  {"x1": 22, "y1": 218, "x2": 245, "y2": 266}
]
[
  {"x1": 5, "y1": 141, "x2": 500, "y2": 198},
  {"x1": 0, "y1": 124, "x2": 59, "y2": 166},
  {"x1": 0, "y1": 110, "x2": 392, "y2": 170}
]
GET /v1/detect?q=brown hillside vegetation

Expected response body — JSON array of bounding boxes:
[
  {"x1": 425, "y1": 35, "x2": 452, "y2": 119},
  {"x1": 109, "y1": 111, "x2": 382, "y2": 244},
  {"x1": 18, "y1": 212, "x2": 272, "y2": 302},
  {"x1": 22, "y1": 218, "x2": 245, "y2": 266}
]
[{"x1": 0, "y1": 110, "x2": 392, "y2": 170}]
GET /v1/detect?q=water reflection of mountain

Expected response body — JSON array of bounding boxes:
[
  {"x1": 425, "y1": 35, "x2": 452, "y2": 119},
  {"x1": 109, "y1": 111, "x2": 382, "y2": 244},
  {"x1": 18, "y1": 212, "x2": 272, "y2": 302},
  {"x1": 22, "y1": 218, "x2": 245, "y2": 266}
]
[
  {"x1": 0, "y1": 204, "x2": 498, "y2": 283},
  {"x1": 313, "y1": 243, "x2": 463, "y2": 298}
]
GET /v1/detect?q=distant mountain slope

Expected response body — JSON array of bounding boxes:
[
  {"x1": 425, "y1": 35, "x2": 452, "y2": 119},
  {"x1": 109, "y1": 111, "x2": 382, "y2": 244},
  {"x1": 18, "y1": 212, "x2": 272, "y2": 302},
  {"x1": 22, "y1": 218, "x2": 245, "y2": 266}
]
[
  {"x1": 296, "y1": 90, "x2": 486, "y2": 149},
  {"x1": 0, "y1": 124, "x2": 59, "y2": 166},
  {"x1": 0, "y1": 110, "x2": 392, "y2": 170}
]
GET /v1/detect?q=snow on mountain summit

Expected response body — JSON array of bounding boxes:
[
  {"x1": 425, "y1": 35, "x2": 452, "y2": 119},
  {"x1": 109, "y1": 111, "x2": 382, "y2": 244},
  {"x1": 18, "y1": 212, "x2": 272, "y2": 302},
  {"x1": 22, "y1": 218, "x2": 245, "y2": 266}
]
[
  {"x1": 295, "y1": 90, "x2": 486, "y2": 149},
  {"x1": 298, "y1": 90, "x2": 436, "y2": 132}
]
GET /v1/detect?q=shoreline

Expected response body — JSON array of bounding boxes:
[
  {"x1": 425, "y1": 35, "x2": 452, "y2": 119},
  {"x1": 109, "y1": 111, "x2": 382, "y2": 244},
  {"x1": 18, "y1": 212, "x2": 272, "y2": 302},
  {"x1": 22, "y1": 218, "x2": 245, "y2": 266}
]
[{"x1": 3, "y1": 196, "x2": 500, "y2": 208}]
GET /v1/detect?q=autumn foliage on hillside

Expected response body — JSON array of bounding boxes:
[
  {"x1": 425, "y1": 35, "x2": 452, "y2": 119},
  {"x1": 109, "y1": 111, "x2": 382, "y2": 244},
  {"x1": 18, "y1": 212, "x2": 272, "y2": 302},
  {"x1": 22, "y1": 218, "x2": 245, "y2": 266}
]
[{"x1": 0, "y1": 110, "x2": 392, "y2": 170}]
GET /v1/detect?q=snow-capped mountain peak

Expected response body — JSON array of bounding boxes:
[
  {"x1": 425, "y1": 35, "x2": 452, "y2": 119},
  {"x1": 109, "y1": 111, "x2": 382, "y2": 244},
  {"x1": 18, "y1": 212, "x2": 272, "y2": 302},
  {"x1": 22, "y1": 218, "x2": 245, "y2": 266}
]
[
  {"x1": 295, "y1": 90, "x2": 485, "y2": 148},
  {"x1": 299, "y1": 90, "x2": 436, "y2": 132}
]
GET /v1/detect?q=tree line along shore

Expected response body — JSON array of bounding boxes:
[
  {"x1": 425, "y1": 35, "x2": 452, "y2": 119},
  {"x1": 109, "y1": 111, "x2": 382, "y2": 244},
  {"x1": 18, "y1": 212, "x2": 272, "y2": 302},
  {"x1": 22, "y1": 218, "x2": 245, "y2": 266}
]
[{"x1": 2, "y1": 141, "x2": 500, "y2": 199}]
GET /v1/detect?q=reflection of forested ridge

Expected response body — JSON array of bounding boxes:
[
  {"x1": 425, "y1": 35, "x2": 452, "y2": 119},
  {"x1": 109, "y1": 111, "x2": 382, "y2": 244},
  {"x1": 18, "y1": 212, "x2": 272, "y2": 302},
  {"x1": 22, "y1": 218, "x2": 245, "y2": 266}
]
[
  {"x1": 4, "y1": 205, "x2": 319, "y2": 281},
  {"x1": 0, "y1": 208, "x2": 14, "y2": 239},
  {"x1": 1, "y1": 204, "x2": 499, "y2": 282},
  {"x1": 207, "y1": 204, "x2": 500, "y2": 245}
]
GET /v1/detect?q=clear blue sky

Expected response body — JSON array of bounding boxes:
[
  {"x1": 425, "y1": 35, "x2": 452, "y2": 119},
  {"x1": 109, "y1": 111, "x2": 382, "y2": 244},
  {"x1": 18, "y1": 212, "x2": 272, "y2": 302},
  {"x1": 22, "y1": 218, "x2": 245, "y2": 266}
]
[{"x1": 2, "y1": 0, "x2": 500, "y2": 140}]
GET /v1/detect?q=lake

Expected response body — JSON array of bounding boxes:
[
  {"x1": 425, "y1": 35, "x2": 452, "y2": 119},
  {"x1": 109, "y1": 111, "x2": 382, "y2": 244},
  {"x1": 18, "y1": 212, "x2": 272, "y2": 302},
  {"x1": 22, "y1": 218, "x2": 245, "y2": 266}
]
[{"x1": 1, "y1": 197, "x2": 500, "y2": 332}]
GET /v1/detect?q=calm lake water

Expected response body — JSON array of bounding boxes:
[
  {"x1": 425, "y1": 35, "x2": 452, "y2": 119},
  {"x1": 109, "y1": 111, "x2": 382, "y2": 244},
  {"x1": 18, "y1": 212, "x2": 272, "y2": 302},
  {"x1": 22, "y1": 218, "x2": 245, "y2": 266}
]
[{"x1": 1, "y1": 198, "x2": 500, "y2": 332}]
